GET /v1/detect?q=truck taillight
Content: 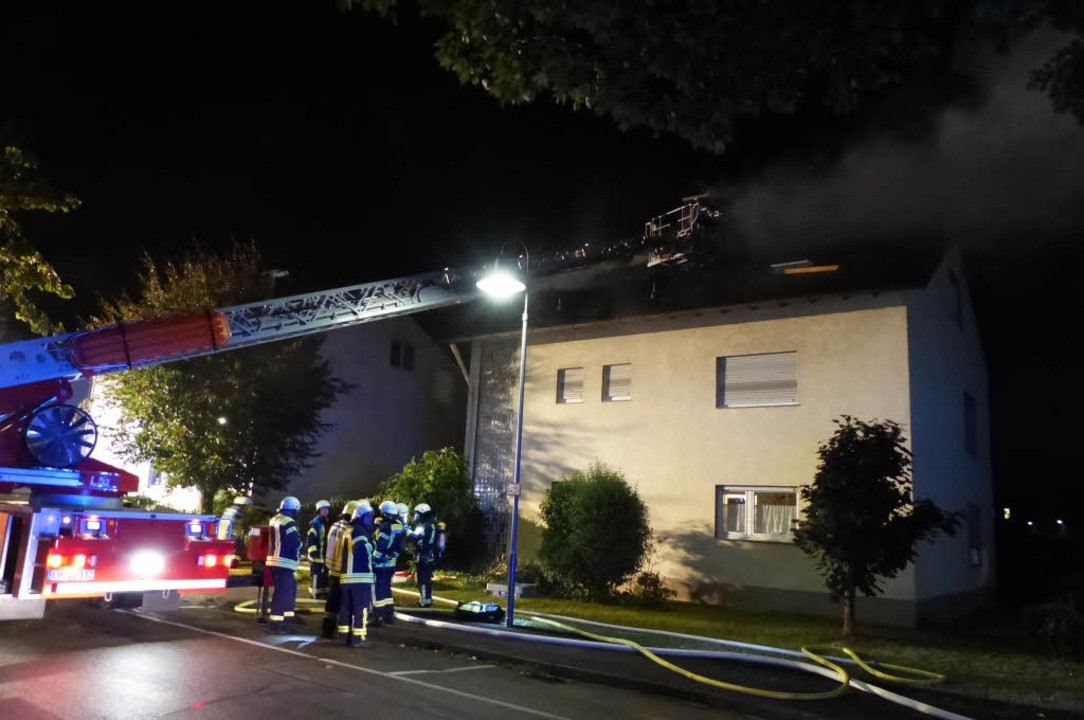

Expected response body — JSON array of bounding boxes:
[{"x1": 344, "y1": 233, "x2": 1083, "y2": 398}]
[
  {"x1": 47, "y1": 554, "x2": 63, "y2": 568},
  {"x1": 198, "y1": 553, "x2": 218, "y2": 567}
]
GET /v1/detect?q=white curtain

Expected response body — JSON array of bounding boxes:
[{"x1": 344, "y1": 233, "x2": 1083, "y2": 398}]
[{"x1": 755, "y1": 501, "x2": 795, "y2": 536}]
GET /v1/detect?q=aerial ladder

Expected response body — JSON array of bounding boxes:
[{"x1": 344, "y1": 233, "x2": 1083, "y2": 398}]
[{"x1": 0, "y1": 199, "x2": 719, "y2": 620}]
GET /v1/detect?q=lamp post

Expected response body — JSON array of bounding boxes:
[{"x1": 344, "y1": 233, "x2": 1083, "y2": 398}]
[{"x1": 476, "y1": 252, "x2": 528, "y2": 628}]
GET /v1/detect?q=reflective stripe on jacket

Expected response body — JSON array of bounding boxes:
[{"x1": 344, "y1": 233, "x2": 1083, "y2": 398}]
[
  {"x1": 325, "y1": 517, "x2": 351, "y2": 578},
  {"x1": 341, "y1": 520, "x2": 375, "y2": 584},
  {"x1": 266, "y1": 513, "x2": 301, "y2": 570},
  {"x1": 306, "y1": 515, "x2": 328, "y2": 564},
  {"x1": 371, "y1": 518, "x2": 404, "y2": 569},
  {"x1": 414, "y1": 521, "x2": 437, "y2": 562}
]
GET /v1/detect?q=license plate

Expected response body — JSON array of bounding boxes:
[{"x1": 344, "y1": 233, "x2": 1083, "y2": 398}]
[{"x1": 46, "y1": 569, "x2": 96, "y2": 581}]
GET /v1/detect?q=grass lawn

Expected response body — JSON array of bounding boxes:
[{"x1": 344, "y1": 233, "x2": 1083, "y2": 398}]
[{"x1": 401, "y1": 572, "x2": 1084, "y2": 713}]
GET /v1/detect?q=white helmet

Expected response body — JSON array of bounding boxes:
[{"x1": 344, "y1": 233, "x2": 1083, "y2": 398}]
[
  {"x1": 355, "y1": 499, "x2": 373, "y2": 514},
  {"x1": 351, "y1": 502, "x2": 375, "y2": 522},
  {"x1": 279, "y1": 496, "x2": 301, "y2": 512},
  {"x1": 315, "y1": 499, "x2": 331, "y2": 511},
  {"x1": 414, "y1": 503, "x2": 432, "y2": 515},
  {"x1": 379, "y1": 500, "x2": 399, "y2": 517}
]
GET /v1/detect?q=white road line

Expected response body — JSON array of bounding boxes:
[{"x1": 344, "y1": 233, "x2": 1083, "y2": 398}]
[
  {"x1": 389, "y1": 664, "x2": 496, "y2": 676},
  {"x1": 125, "y1": 611, "x2": 569, "y2": 720}
]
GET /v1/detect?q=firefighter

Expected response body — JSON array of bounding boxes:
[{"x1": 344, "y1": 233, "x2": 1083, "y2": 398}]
[
  {"x1": 410, "y1": 502, "x2": 442, "y2": 608},
  {"x1": 306, "y1": 499, "x2": 332, "y2": 599},
  {"x1": 371, "y1": 499, "x2": 404, "y2": 625},
  {"x1": 266, "y1": 496, "x2": 302, "y2": 633},
  {"x1": 321, "y1": 500, "x2": 360, "y2": 639},
  {"x1": 338, "y1": 502, "x2": 376, "y2": 648}
]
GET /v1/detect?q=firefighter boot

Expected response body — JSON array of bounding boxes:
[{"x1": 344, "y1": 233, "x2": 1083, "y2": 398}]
[
  {"x1": 349, "y1": 635, "x2": 372, "y2": 649},
  {"x1": 321, "y1": 614, "x2": 337, "y2": 639}
]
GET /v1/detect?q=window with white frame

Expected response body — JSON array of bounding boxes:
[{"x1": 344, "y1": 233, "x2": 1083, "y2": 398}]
[
  {"x1": 715, "y1": 486, "x2": 797, "y2": 541},
  {"x1": 716, "y1": 351, "x2": 798, "y2": 408},
  {"x1": 602, "y1": 363, "x2": 632, "y2": 402},
  {"x1": 557, "y1": 367, "x2": 584, "y2": 404}
]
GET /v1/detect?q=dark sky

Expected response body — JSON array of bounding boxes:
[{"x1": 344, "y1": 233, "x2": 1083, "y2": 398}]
[{"x1": 5, "y1": 1, "x2": 1082, "y2": 520}]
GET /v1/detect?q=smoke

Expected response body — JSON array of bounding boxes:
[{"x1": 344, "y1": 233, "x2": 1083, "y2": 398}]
[{"x1": 725, "y1": 27, "x2": 1084, "y2": 260}]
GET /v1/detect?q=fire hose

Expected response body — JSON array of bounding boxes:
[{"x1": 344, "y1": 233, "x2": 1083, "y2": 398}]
[{"x1": 388, "y1": 587, "x2": 968, "y2": 719}]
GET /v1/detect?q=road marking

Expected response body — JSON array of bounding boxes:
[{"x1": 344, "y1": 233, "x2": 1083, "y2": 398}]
[
  {"x1": 388, "y1": 664, "x2": 496, "y2": 676},
  {"x1": 126, "y1": 611, "x2": 569, "y2": 720}
]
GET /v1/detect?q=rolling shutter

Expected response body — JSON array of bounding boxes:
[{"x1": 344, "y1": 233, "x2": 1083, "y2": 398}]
[
  {"x1": 603, "y1": 363, "x2": 632, "y2": 401},
  {"x1": 717, "y1": 352, "x2": 798, "y2": 407},
  {"x1": 557, "y1": 367, "x2": 584, "y2": 403}
]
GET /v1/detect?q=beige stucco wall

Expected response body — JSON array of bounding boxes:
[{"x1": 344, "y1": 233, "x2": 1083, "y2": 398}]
[{"x1": 500, "y1": 295, "x2": 917, "y2": 609}]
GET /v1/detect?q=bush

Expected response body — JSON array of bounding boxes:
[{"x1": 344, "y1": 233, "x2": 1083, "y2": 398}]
[
  {"x1": 1024, "y1": 602, "x2": 1084, "y2": 657},
  {"x1": 620, "y1": 571, "x2": 677, "y2": 608},
  {"x1": 380, "y1": 448, "x2": 485, "y2": 570},
  {"x1": 539, "y1": 462, "x2": 652, "y2": 601},
  {"x1": 122, "y1": 495, "x2": 182, "y2": 513}
]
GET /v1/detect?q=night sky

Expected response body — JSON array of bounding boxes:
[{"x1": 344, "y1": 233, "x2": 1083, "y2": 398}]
[{"x1": 5, "y1": 1, "x2": 1082, "y2": 522}]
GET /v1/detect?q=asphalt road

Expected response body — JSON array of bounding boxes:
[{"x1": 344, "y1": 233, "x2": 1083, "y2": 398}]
[{"x1": 0, "y1": 601, "x2": 744, "y2": 720}]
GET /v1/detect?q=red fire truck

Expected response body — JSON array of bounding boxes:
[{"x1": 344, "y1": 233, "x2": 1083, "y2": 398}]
[{"x1": 0, "y1": 269, "x2": 478, "y2": 620}]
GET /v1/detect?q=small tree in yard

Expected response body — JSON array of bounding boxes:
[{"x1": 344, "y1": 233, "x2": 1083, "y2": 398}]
[
  {"x1": 793, "y1": 416, "x2": 961, "y2": 637},
  {"x1": 380, "y1": 448, "x2": 483, "y2": 569},
  {"x1": 539, "y1": 462, "x2": 651, "y2": 601}
]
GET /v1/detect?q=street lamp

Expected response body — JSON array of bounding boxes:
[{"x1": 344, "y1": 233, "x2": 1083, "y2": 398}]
[{"x1": 476, "y1": 251, "x2": 528, "y2": 628}]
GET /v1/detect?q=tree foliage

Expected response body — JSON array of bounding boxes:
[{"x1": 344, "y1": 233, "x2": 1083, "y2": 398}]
[
  {"x1": 93, "y1": 244, "x2": 352, "y2": 513},
  {"x1": 792, "y1": 416, "x2": 961, "y2": 636},
  {"x1": 1027, "y1": 0, "x2": 1084, "y2": 125},
  {"x1": 380, "y1": 447, "x2": 483, "y2": 568},
  {"x1": 539, "y1": 462, "x2": 651, "y2": 600},
  {"x1": 0, "y1": 146, "x2": 76, "y2": 335},
  {"x1": 350, "y1": 1, "x2": 1084, "y2": 153}
]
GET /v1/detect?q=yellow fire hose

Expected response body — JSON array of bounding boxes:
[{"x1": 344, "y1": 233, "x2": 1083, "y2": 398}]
[{"x1": 389, "y1": 587, "x2": 946, "y2": 701}]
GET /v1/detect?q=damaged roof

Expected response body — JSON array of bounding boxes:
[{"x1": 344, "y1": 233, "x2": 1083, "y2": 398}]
[{"x1": 416, "y1": 239, "x2": 948, "y2": 343}]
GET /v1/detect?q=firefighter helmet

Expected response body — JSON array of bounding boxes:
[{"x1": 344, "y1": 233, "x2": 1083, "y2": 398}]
[
  {"x1": 351, "y1": 502, "x2": 375, "y2": 522},
  {"x1": 342, "y1": 500, "x2": 360, "y2": 516},
  {"x1": 315, "y1": 499, "x2": 331, "y2": 511},
  {"x1": 355, "y1": 499, "x2": 373, "y2": 514},
  {"x1": 279, "y1": 496, "x2": 301, "y2": 512},
  {"x1": 379, "y1": 500, "x2": 399, "y2": 517},
  {"x1": 414, "y1": 503, "x2": 432, "y2": 515}
]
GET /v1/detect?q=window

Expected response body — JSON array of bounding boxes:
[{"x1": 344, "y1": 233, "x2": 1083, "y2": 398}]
[
  {"x1": 715, "y1": 487, "x2": 797, "y2": 541},
  {"x1": 389, "y1": 341, "x2": 401, "y2": 367},
  {"x1": 948, "y1": 271, "x2": 963, "y2": 328},
  {"x1": 402, "y1": 343, "x2": 415, "y2": 370},
  {"x1": 557, "y1": 367, "x2": 584, "y2": 403},
  {"x1": 148, "y1": 468, "x2": 164, "y2": 487},
  {"x1": 716, "y1": 352, "x2": 798, "y2": 407},
  {"x1": 963, "y1": 391, "x2": 977, "y2": 456},
  {"x1": 602, "y1": 363, "x2": 632, "y2": 402}
]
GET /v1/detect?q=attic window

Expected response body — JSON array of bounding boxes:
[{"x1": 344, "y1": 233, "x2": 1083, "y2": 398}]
[{"x1": 770, "y1": 260, "x2": 839, "y2": 275}]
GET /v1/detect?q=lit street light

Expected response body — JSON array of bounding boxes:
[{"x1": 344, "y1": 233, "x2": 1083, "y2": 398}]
[{"x1": 477, "y1": 251, "x2": 528, "y2": 628}]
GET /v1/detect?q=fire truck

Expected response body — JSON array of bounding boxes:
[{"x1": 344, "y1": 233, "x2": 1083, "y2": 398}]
[{"x1": 0, "y1": 199, "x2": 719, "y2": 621}]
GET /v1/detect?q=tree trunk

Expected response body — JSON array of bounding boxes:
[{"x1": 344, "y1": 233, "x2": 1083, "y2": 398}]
[
  {"x1": 199, "y1": 487, "x2": 215, "y2": 515},
  {"x1": 842, "y1": 567, "x2": 856, "y2": 639}
]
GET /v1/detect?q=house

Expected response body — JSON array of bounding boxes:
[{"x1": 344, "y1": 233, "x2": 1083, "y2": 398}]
[
  {"x1": 446, "y1": 242, "x2": 994, "y2": 627},
  {"x1": 86, "y1": 316, "x2": 468, "y2": 510}
]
